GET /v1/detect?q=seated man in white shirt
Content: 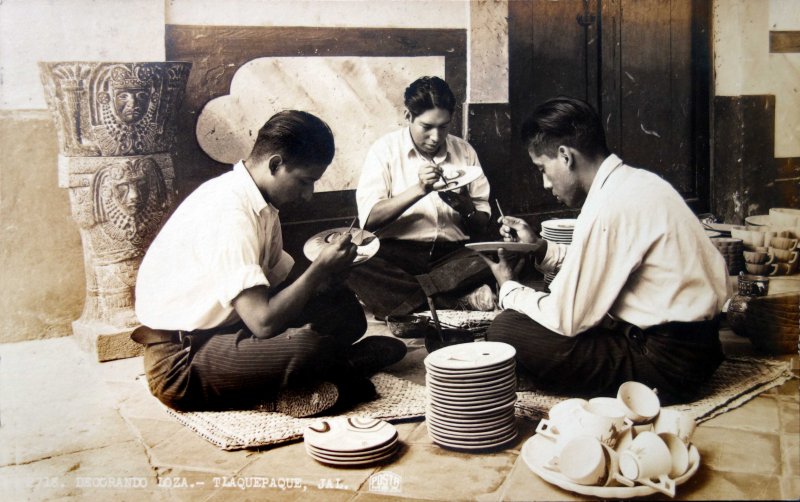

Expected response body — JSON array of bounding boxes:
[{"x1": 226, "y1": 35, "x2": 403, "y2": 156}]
[
  {"x1": 133, "y1": 110, "x2": 406, "y2": 415},
  {"x1": 347, "y1": 76, "x2": 496, "y2": 319},
  {"x1": 481, "y1": 97, "x2": 727, "y2": 405}
]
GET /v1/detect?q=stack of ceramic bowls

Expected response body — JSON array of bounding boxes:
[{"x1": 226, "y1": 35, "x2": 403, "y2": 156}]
[
  {"x1": 540, "y1": 219, "x2": 577, "y2": 285},
  {"x1": 424, "y1": 342, "x2": 518, "y2": 450},
  {"x1": 710, "y1": 237, "x2": 744, "y2": 274},
  {"x1": 303, "y1": 417, "x2": 399, "y2": 467}
]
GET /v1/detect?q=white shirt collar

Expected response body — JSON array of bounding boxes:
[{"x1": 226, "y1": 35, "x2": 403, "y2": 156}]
[{"x1": 233, "y1": 161, "x2": 276, "y2": 216}]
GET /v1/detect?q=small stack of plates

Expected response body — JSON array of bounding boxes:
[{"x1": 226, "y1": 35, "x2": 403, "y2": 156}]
[
  {"x1": 540, "y1": 219, "x2": 577, "y2": 286},
  {"x1": 424, "y1": 342, "x2": 518, "y2": 451},
  {"x1": 303, "y1": 417, "x2": 399, "y2": 467}
]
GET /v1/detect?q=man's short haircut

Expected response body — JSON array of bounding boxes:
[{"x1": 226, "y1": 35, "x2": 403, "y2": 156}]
[
  {"x1": 520, "y1": 97, "x2": 610, "y2": 159},
  {"x1": 404, "y1": 76, "x2": 456, "y2": 118},
  {"x1": 249, "y1": 110, "x2": 335, "y2": 167}
]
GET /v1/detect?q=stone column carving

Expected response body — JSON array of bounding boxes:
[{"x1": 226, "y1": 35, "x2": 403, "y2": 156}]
[{"x1": 40, "y1": 62, "x2": 191, "y2": 361}]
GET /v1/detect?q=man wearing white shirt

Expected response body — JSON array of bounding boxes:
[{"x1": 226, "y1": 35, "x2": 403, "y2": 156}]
[
  {"x1": 481, "y1": 97, "x2": 727, "y2": 404},
  {"x1": 133, "y1": 111, "x2": 406, "y2": 415},
  {"x1": 347, "y1": 76, "x2": 496, "y2": 319}
]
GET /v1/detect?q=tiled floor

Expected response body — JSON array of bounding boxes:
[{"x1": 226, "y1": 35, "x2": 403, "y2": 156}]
[{"x1": 1, "y1": 320, "x2": 797, "y2": 501}]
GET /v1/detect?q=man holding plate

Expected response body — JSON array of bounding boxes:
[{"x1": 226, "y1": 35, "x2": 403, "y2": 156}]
[
  {"x1": 479, "y1": 97, "x2": 728, "y2": 405},
  {"x1": 347, "y1": 76, "x2": 497, "y2": 319},
  {"x1": 133, "y1": 111, "x2": 406, "y2": 416}
]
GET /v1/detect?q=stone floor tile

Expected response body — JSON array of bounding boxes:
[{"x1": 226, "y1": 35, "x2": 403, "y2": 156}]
[
  {"x1": 351, "y1": 492, "x2": 438, "y2": 501},
  {"x1": 0, "y1": 339, "x2": 135, "y2": 466},
  {"x1": 770, "y1": 374, "x2": 799, "y2": 401},
  {"x1": 91, "y1": 354, "x2": 146, "y2": 383},
  {"x1": 779, "y1": 400, "x2": 800, "y2": 434},
  {"x1": 497, "y1": 456, "x2": 583, "y2": 501},
  {"x1": 108, "y1": 379, "x2": 175, "y2": 421},
  {"x1": 692, "y1": 427, "x2": 781, "y2": 475},
  {"x1": 678, "y1": 467, "x2": 782, "y2": 500},
  {"x1": 0, "y1": 440, "x2": 167, "y2": 502},
  {"x1": 147, "y1": 428, "x2": 256, "y2": 475},
  {"x1": 781, "y1": 433, "x2": 799, "y2": 478},
  {"x1": 237, "y1": 439, "x2": 377, "y2": 494},
  {"x1": 701, "y1": 396, "x2": 780, "y2": 433},
  {"x1": 392, "y1": 419, "x2": 425, "y2": 443},
  {"x1": 370, "y1": 443, "x2": 516, "y2": 500},
  {"x1": 403, "y1": 421, "x2": 435, "y2": 445},
  {"x1": 780, "y1": 474, "x2": 800, "y2": 500},
  {"x1": 146, "y1": 469, "x2": 225, "y2": 502},
  {"x1": 124, "y1": 416, "x2": 187, "y2": 450}
]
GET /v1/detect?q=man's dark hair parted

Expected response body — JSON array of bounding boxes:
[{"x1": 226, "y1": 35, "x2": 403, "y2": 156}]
[
  {"x1": 250, "y1": 110, "x2": 335, "y2": 167},
  {"x1": 404, "y1": 76, "x2": 456, "y2": 118},
  {"x1": 521, "y1": 97, "x2": 610, "y2": 159}
]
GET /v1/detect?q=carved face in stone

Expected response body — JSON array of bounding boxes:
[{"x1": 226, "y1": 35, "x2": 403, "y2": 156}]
[
  {"x1": 113, "y1": 87, "x2": 150, "y2": 124},
  {"x1": 109, "y1": 165, "x2": 150, "y2": 216}
]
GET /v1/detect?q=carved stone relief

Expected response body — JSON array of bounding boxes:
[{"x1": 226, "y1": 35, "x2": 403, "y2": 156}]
[{"x1": 40, "y1": 62, "x2": 190, "y2": 361}]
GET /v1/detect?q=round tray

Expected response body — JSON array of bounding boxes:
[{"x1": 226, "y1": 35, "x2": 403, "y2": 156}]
[{"x1": 521, "y1": 433, "x2": 700, "y2": 498}]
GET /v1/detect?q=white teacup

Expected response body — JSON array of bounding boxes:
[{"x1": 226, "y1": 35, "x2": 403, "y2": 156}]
[
  {"x1": 653, "y1": 408, "x2": 696, "y2": 445},
  {"x1": 546, "y1": 435, "x2": 634, "y2": 487},
  {"x1": 658, "y1": 432, "x2": 690, "y2": 478},
  {"x1": 537, "y1": 401, "x2": 632, "y2": 449},
  {"x1": 619, "y1": 431, "x2": 676, "y2": 497},
  {"x1": 617, "y1": 381, "x2": 661, "y2": 424},
  {"x1": 548, "y1": 398, "x2": 588, "y2": 424}
]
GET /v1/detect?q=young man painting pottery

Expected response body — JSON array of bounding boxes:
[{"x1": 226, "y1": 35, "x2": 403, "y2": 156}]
[
  {"x1": 481, "y1": 97, "x2": 727, "y2": 405},
  {"x1": 133, "y1": 111, "x2": 406, "y2": 416}
]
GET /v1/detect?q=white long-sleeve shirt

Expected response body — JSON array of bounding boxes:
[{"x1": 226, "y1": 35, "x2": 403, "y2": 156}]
[
  {"x1": 498, "y1": 154, "x2": 728, "y2": 337},
  {"x1": 356, "y1": 127, "x2": 491, "y2": 241}
]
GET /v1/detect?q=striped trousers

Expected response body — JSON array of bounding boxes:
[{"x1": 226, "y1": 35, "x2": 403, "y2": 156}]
[
  {"x1": 486, "y1": 310, "x2": 724, "y2": 405},
  {"x1": 140, "y1": 287, "x2": 367, "y2": 411}
]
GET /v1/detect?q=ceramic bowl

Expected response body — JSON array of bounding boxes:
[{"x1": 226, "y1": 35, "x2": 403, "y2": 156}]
[{"x1": 386, "y1": 315, "x2": 435, "y2": 339}]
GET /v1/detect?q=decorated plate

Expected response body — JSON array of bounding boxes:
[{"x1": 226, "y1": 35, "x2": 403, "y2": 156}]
[
  {"x1": 303, "y1": 227, "x2": 379, "y2": 265},
  {"x1": 432, "y1": 165, "x2": 483, "y2": 192}
]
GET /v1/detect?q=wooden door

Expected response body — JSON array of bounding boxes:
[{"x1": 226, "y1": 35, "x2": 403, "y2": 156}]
[{"x1": 508, "y1": 0, "x2": 710, "y2": 217}]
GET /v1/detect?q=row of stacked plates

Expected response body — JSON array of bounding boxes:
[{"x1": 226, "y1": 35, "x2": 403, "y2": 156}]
[
  {"x1": 541, "y1": 219, "x2": 577, "y2": 286},
  {"x1": 424, "y1": 342, "x2": 518, "y2": 451},
  {"x1": 303, "y1": 417, "x2": 399, "y2": 467}
]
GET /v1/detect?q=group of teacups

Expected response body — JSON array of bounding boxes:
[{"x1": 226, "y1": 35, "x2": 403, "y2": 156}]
[
  {"x1": 730, "y1": 207, "x2": 800, "y2": 277},
  {"x1": 535, "y1": 381, "x2": 696, "y2": 497},
  {"x1": 737, "y1": 232, "x2": 799, "y2": 276}
]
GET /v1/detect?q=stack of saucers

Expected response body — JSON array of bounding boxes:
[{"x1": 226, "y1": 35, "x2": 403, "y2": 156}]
[
  {"x1": 424, "y1": 342, "x2": 518, "y2": 451},
  {"x1": 541, "y1": 219, "x2": 577, "y2": 286},
  {"x1": 303, "y1": 417, "x2": 399, "y2": 467}
]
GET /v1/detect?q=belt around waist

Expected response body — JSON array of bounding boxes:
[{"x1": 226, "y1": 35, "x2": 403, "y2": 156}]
[{"x1": 644, "y1": 318, "x2": 720, "y2": 339}]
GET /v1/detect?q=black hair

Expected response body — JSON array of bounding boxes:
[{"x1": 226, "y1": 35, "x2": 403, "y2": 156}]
[
  {"x1": 249, "y1": 110, "x2": 335, "y2": 167},
  {"x1": 403, "y1": 76, "x2": 456, "y2": 118},
  {"x1": 520, "y1": 97, "x2": 610, "y2": 159}
]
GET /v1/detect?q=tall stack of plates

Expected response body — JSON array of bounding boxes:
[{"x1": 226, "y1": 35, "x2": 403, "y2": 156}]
[
  {"x1": 303, "y1": 417, "x2": 399, "y2": 467},
  {"x1": 424, "y1": 342, "x2": 518, "y2": 451},
  {"x1": 540, "y1": 219, "x2": 577, "y2": 286}
]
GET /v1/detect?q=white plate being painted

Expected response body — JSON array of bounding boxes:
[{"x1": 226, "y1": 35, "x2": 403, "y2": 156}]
[
  {"x1": 520, "y1": 433, "x2": 700, "y2": 498},
  {"x1": 303, "y1": 227, "x2": 379, "y2": 266},
  {"x1": 431, "y1": 165, "x2": 483, "y2": 192}
]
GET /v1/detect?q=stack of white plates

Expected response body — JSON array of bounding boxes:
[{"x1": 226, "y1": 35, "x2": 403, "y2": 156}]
[
  {"x1": 303, "y1": 417, "x2": 399, "y2": 467},
  {"x1": 540, "y1": 219, "x2": 577, "y2": 286},
  {"x1": 540, "y1": 218, "x2": 577, "y2": 244},
  {"x1": 424, "y1": 342, "x2": 518, "y2": 451}
]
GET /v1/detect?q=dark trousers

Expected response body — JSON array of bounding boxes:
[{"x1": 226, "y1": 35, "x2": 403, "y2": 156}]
[
  {"x1": 345, "y1": 239, "x2": 493, "y2": 318},
  {"x1": 486, "y1": 310, "x2": 724, "y2": 405},
  {"x1": 140, "y1": 287, "x2": 367, "y2": 411}
]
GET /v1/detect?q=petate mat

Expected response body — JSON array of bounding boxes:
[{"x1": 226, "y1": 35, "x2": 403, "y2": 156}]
[
  {"x1": 516, "y1": 355, "x2": 795, "y2": 423},
  {"x1": 162, "y1": 354, "x2": 793, "y2": 450},
  {"x1": 163, "y1": 372, "x2": 426, "y2": 450}
]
